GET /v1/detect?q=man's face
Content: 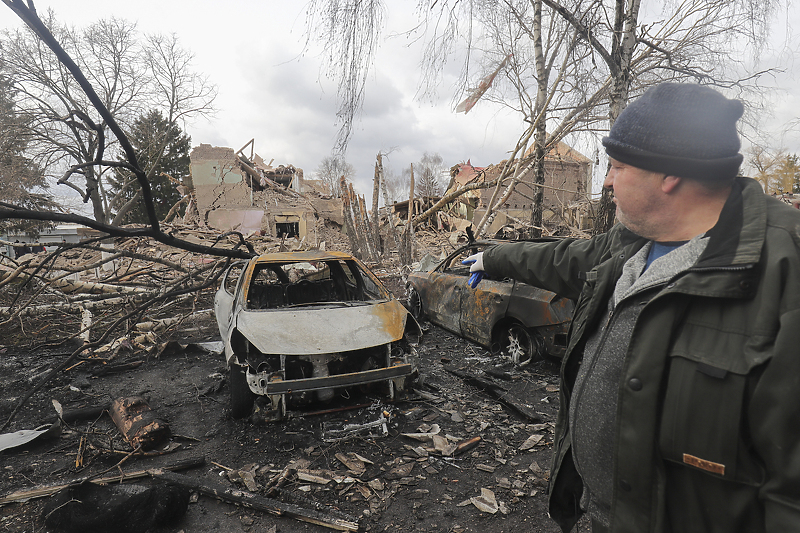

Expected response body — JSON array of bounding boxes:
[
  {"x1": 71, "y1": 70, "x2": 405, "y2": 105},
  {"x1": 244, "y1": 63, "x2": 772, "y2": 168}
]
[{"x1": 603, "y1": 158, "x2": 666, "y2": 239}]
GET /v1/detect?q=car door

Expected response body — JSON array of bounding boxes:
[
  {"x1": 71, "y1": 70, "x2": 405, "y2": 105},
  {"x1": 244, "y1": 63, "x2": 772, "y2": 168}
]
[
  {"x1": 422, "y1": 268, "x2": 462, "y2": 335},
  {"x1": 459, "y1": 278, "x2": 512, "y2": 346},
  {"x1": 446, "y1": 246, "x2": 513, "y2": 346}
]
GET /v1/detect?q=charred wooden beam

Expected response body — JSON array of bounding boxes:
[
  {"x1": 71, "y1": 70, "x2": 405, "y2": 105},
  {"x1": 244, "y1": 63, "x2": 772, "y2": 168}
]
[
  {"x1": 0, "y1": 456, "x2": 205, "y2": 505},
  {"x1": 444, "y1": 365, "x2": 542, "y2": 422},
  {"x1": 149, "y1": 469, "x2": 360, "y2": 531}
]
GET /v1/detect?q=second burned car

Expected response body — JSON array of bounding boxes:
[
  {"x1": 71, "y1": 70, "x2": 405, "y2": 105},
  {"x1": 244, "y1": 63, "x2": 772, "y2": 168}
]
[
  {"x1": 407, "y1": 240, "x2": 574, "y2": 364},
  {"x1": 214, "y1": 251, "x2": 422, "y2": 420}
]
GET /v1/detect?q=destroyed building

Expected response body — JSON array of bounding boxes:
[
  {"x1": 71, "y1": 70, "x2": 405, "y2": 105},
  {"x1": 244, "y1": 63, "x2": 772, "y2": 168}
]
[
  {"x1": 448, "y1": 142, "x2": 595, "y2": 235},
  {"x1": 188, "y1": 143, "x2": 343, "y2": 243}
]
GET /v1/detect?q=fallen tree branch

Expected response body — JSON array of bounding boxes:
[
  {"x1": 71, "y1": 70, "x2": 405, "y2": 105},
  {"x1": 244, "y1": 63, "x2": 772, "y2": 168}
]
[
  {"x1": 1, "y1": 259, "x2": 229, "y2": 431},
  {"x1": 0, "y1": 207, "x2": 255, "y2": 259},
  {"x1": 0, "y1": 456, "x2": 205, "y2": 506},
  {"x1": 0, "y1": 297, "x2": 129, "y2": 318},
  {"x1": 133, "y1": 308, "x2": 214, "y2": 332},
  {"x1": 149, "y1": 469, "x2": 360, "y2": 532}
]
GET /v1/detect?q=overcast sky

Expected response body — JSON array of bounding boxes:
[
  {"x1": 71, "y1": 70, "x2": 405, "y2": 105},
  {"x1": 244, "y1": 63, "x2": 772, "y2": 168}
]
[{"x1": 1, "y1": 1, "x2": 798, "y2": 202}]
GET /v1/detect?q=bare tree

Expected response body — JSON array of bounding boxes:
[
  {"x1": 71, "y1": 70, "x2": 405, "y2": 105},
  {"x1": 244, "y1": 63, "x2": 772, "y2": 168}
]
[
  {"x1": 746, "y1": 146, "x2": 800, "y2": 194},
  {"x1": 306, "y1": 0, "x2": 782, "y2": 233},
  {"x1": 314, "y1": 155, "x2": 355, "y2": 197},
  {"x1": 421, "y1": 0, "x2": 781, "y2": 232},
  {"x1": 0, "y1": 10, "x2": 216, "y2": 225},
  {"x1": 111, "y1": 32, "x2": 217, "y2": 224},
  {"x1": 303, "y1": 0, "x2": 384, "y2": 155},
  {"x1": 408, "y1": 152, "x2": 446, "y2": 198},
  {"x1": 383, "y1": 165, "x2": 408, "y2": 205},
  {"x1": 469, "y1": 0, "x2": 604, "y2": 237},
  {"x1": 0, "y1": 0, "x2": 246, "y2": 429}
]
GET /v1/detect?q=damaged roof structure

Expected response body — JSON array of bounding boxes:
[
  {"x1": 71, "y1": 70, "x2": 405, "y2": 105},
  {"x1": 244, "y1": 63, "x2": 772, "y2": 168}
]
[
  {"x1": 188, "y1": 142, "x2": 343, "y2": 244},
  {"x1": 446, "y1": 142, "x2": 595, "y2": 237}
]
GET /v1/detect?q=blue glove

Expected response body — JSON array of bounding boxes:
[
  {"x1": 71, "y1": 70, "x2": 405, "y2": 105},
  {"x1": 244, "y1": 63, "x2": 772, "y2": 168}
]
[{"x1": 462, "y1": 252, "x2": 485, "y2": 289}]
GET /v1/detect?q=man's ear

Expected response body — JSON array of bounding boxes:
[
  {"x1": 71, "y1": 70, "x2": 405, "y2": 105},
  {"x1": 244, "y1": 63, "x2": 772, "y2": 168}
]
[{"x1": 661, "y1": 174, "x2": 682, "y2": 194}]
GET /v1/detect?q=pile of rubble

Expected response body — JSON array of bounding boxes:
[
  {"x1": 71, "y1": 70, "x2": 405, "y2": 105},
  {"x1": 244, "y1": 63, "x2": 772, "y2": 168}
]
[{"x1": 0, "y1": 325, "x2": 570, "y2": 533}]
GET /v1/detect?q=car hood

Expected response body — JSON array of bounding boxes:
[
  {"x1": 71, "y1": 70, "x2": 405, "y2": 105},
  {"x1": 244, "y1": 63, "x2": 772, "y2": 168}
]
[{"x1": 235, "y1": 299, "x2": 410, "y2": 355}]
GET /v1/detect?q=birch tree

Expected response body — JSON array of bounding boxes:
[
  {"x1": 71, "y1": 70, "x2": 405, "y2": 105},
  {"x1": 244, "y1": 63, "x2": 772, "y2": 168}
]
[
  {"x1": 306, "y1": 0, "x2": 782, "y2": 234},
  {"x1": 315, "y1": 155, "x2": 356, "y2": 197}
]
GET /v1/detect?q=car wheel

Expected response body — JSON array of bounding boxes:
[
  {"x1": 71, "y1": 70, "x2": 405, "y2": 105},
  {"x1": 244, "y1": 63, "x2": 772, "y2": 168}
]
[
  {"x1": 407, "y1": 288, "x2": 424, "y2": 319},
  {"x1": 229, "y1": 362, "x2": 255, "y2": 419},
  {"x1": 500, "y1": 324, "x2": 536, "y2": 365}
]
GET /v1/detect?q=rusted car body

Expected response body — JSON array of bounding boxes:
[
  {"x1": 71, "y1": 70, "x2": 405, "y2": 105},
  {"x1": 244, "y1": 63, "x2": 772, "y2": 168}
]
[
  {"x1": 215, "y1": 250, "x2": 422, "y2": 419},
  {"x1": 407, "y1": 240, "x2": 573, "y2": 363}
]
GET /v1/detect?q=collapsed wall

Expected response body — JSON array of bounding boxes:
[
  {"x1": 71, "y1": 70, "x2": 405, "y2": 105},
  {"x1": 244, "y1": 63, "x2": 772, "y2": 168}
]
[{"x1": 189, "y1": 144, "x2": 320, "y2": 240}]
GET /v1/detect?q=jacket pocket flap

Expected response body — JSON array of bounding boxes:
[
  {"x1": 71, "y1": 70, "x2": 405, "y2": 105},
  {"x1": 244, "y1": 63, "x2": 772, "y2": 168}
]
[{"x1": 669, "y1": 322, "x2": 772, "y2": 374}]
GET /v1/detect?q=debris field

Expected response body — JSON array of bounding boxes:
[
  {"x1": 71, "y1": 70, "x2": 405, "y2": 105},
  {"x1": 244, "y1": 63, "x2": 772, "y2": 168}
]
[{"x1": 0, "y1": 305, "x2": 585, "y2": 533}]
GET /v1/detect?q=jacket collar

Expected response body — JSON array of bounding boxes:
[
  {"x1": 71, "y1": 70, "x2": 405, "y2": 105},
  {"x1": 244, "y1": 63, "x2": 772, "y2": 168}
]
[{"x1": 695, "y1": 177, "x2": 765, "y2": 269}]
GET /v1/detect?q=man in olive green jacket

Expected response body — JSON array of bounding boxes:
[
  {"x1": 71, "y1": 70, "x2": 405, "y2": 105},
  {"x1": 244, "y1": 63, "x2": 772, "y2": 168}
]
[{"x1": 464, "y1": 83, "x2": 800, "y2": 532}]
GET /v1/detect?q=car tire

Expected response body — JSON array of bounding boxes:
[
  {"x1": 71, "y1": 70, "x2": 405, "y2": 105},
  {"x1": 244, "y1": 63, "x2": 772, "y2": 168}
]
[
  {"x1": 229, "y1": 362, "x2": 255, "y2": 419},
  {"x1": 500, "y1": 324, "x2": 538, "y2": 365},
  {"x1": 407, "y1": 287, "x2": 425, "y2": 320}
]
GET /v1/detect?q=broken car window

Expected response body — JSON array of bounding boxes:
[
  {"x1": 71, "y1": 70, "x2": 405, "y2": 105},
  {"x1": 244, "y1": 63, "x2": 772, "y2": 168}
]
[
  {"x1": 224, "y1": 263, "x2": 245, "y2": 295},
  {"x1": 443, "y1": 247, "x2": 484, "y2": 276},
  {"x1": 245, "y1": 259, "x2": 390, "y2": 309}
]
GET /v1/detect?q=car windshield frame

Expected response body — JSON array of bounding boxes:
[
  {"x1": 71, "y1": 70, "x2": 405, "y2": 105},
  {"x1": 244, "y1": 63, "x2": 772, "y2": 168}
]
[
  {"x1": 436, "y1": 243, "x2": 487, "y2": 276},
  {"x1": 243, "y1": 258, "x2": 390, "y2": 310}
]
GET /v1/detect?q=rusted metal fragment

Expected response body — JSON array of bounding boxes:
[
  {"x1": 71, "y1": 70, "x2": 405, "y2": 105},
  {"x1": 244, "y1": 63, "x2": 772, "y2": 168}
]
[
  {"x1": 109, "y1": 396, "x2": 170, "y2": 451},
  {"x1": 454, "y1": 436, "x2": 482, "y2": 456}
]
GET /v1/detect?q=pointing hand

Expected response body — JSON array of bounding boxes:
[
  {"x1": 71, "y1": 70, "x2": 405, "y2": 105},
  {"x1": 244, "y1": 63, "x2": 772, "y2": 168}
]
[{"x1": 462, "y1": 252, "x2": 486, "y2": 289}]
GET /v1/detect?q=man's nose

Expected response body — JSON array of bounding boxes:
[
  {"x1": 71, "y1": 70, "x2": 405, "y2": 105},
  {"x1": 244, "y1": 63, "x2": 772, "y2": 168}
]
[{"x1": 603, "y1": 171, "x2": 614, "y2": 190}]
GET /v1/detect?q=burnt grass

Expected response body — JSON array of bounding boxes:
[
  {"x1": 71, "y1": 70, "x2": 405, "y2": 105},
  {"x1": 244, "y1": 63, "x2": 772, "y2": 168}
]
[{"x1": 0, "y1": 294, "x2": 587, "y2": 533}]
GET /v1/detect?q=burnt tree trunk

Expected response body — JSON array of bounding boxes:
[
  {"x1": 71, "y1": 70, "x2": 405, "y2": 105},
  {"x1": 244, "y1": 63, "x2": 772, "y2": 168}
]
[
  {"x1": 400, "y1": 164, "x2": 415, "y2": 266},
  {"x1": 352, "y1": 185, "x2": 374, "y2": 261},
  {"x1": 378, "y1": 154, "x2": 401, "y2": 256},
  {"x1": 371, "y1": 160, "x2": 382, "y2": 256},
  {"x1": 340, "y1": 175, "x2": 360, "y2": 258}
]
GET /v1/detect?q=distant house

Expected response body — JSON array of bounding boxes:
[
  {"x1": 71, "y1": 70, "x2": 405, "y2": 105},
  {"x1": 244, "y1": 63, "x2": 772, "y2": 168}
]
[
  {"x1": 448, "y1": 141, "x2": 594, "y2": 235},
  {"x1": 2, "y1": 223, "x2": 102, "y2": 257}
]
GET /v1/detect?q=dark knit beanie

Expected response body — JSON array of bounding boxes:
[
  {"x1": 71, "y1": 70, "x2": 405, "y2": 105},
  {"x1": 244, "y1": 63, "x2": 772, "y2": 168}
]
[{"x1": 602, "y1": 83, "x2": 744, "y2": 180}]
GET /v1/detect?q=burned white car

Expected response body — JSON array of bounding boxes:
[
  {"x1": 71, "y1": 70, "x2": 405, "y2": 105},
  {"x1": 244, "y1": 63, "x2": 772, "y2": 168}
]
[{"x1": 214, "y1": 251, "x2": 422, "y2": 419}]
